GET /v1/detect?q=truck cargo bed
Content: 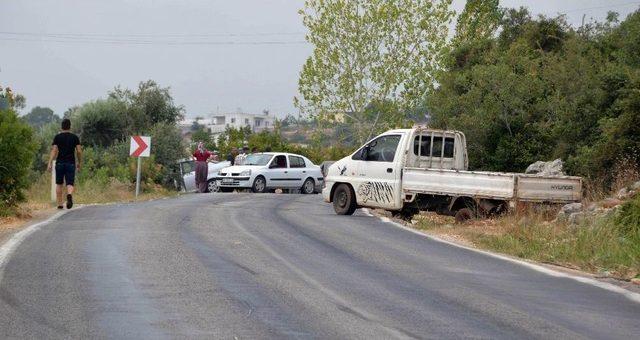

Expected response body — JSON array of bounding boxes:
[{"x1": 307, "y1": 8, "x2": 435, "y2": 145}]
[{"x1": 402, "y1": 167, "x2": 582, "y2": 203}]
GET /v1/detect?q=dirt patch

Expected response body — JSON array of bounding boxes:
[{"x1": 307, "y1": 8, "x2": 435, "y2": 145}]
[{"x1": 0, "y1": 202, "x2": 57, "y2": 243}]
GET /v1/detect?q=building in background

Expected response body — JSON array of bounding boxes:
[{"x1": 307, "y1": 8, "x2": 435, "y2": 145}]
[{"x1": 178, "y1": 110, "x2": 275, "y2": 139}]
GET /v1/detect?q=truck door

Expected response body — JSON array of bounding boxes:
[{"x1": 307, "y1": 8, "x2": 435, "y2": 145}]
[{"x1": 353, "y1": 134, "x2": 402, "y2": 209}]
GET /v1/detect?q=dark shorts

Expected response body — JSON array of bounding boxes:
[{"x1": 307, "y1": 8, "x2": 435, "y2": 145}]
[{"x1": 55, "y1": 162, "x2": 76, "y2": 186}]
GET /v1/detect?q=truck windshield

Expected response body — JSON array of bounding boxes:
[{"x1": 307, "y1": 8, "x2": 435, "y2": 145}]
[{"x1": 243, "y1": 154, "x2": 273, "y2": 166}]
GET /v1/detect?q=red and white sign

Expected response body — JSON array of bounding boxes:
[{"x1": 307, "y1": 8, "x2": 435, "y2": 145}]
[{"x1": 130, "y1": 136, "x2": 151, "y2": 157}]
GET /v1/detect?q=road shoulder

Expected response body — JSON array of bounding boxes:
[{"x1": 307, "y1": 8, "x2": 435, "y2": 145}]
[
  {"x1": 0, "y1": 206, "x2": 59, "y2": 245},
  {"x1": 366, "y1": 209, "x2": 640, "y2": 298}
]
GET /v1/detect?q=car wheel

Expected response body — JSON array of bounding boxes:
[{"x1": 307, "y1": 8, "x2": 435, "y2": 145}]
[
  {"x1": 301, "y1": 178, "x2": 315, "y2": 194},
  {"x1": 252, "y1": 176, "x2": 267, "y2": 193},
  {"x1": 206, "y1": 179, "x2": 219, "y2": 193},
  {"x1": 333, "y1": 184, "x2": 356, "y2": 215}
]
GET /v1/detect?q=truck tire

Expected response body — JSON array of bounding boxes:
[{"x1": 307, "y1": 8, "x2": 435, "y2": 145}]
[
  {"x1": 301, "y1": 178, "x2": 315, "y2": 194},
  {"x1": 333, "y1": 184, "x2": 357, "y2": 215},
  {"x1": 252, "y1": 176, "x2": 267, "y2": 193},
  {"x1": 455, "y1": 208, "x2": 475, "y2": 223}
]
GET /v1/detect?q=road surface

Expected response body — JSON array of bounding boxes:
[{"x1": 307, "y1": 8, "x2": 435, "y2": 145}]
[{"x1": 1, "y1": 193, "x2": 639, "y2": 339}]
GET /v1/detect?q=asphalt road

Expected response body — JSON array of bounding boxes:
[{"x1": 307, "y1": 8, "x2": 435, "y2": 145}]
[{"x1": 0, "y1": 193, "x2": 639, "y2": 339}]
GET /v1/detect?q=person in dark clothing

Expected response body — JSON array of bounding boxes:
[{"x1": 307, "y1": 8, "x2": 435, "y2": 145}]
[{"x1": 47, "y1": 119, "x2": 82, "y2": 209}]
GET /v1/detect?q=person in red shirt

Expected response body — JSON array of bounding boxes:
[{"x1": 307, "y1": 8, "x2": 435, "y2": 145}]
[{"x1": 192, "y1": 142, "x2": 212, "y2": 193}]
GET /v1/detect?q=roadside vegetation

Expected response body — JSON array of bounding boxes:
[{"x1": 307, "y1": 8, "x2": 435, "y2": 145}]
[
  {"x1": 410, "y1": 194, "x2": 640, "y2": 280},
  {"x1": 1, "y1": 81, "x2": 185, "y2": 218}
]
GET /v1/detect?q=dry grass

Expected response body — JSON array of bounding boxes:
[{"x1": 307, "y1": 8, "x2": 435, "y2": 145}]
[
  {"x1": 410, "y1": 208, "x2": 639, "y2": 280},
  {"x1": 405, "y1": 161, "x2": 640, "y2": 281},
  {"x1": 1, "y1": 173, "x2": 176, "y2": 231},
  {"x1": 26, "y1": 172, "x2": 176, "y2": 206}
]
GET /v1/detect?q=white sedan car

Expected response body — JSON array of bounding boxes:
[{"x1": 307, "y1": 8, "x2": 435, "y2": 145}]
[{"x1": 216, "y1": 152, "x2": 323, "y2": 194}]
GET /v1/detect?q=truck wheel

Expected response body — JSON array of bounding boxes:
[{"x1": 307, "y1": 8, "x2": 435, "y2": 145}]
[
  {"x1": 252, "y1": 176, "x2": 267, "y2": 193},
  {"x1": 455, "y1": 208, "x2": 475, "y2": 223},
  {"x1": 301, "y1": 178, "x2": 315, "y2": 194},
  {"x1": 206, "y1": 179, "x2": 219, "y2": 193},
  {"x1": 333, "y1": 184, "x2": 356, "y2": 215}
]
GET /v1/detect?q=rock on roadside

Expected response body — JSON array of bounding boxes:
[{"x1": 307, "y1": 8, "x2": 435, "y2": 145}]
[
  {"x1": 556, "y1": 202, "x2": 582, "y2": 222},
  {"x1": 526, "y1": 159, "x2": 565, "y2": 176}
]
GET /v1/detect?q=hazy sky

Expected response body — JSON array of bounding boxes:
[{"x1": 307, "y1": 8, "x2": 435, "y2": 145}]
[{"x1": 1, "y1": 0, "x2": 638, "y2": 118}]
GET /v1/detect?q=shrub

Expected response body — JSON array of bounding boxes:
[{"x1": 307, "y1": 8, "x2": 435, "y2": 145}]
[
  {"x1": 32, "y1": 122, "x2": 60, "y2": 172},
  {"x1": 73, "y1": 99, "x2": 129, "y2": 147},
  {"x1": 615, "y1": 195, "x2": 640, "y2": 238},
  {"x1": 0, "y1": 109, "x2": 37, "y2": 214}
]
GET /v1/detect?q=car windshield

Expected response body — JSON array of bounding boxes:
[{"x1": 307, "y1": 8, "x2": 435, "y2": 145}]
[{"x1": 243, "y1": 154, "x2": 273, "y2": 166}]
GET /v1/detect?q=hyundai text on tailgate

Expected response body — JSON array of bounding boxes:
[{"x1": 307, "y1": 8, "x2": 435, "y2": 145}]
[{"x1": 322, "y1": 127, "x2": 582, "y2": 221}]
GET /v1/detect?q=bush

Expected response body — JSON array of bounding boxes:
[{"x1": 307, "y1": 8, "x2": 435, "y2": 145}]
[
  {"x1": 32, "y1": 122, "x2": 60, "y2": 172},
  {"x1": 0, "y1": 109, "x2": 37, "y2": 214},
  {"x1": 73, "y1": 99, "x2": 128, "y2": 147},
  {"x1": 615, "y1": 195, "x2": 640, "y2": 238}
]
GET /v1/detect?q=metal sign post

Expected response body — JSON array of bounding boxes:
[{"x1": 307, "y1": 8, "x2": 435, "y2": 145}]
[
  {"x1": 135, "y1": 156, "x2": 142, "y2": 197},
  {"x1": 129, "y1": 136, "x2": 151, "y2": 198}
]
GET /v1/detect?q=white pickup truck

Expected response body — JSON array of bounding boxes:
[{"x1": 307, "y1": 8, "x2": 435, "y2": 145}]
[{"x1": 322, "y1": 127, "x2": 582, "y2": 221}]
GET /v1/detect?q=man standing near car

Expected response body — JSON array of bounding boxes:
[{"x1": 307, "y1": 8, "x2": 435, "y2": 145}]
[{"x1": 47, "y1": 118, "x2": 82, "y2": 209}]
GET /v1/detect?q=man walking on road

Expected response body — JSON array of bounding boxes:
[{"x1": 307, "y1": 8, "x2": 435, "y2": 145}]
[{"x1": 47, "y1": 118, "x2": 82, "y2": 209}]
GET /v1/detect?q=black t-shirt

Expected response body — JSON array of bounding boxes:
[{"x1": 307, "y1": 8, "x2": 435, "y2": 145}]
[{"x1": 52, "y1": 132, "x2": 80, "y2": 163}]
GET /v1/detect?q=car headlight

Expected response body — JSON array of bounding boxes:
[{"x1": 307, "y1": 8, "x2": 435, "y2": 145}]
[{"x1": 240, "y1": 170, "x2": 251, "y2": 176}]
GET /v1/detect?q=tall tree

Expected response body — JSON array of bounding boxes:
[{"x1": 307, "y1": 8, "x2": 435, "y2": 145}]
[
  {"x1": 453, "y1": 0, "x2": 502, "y2": 44},
  {"x1": 429, "y1": 8, "x2": 640, "y2": 186},
  {"x1": 0, "y1": 86, "x2": 37, "y2": 212},
  {"x1": 296, "y1": 0, "x2": 454, "y2": 144},
  {"x1": 21, "y1": 106, "x2": 60, "y2": 129},
  {"x1": 109, "y1": 80, "x2": 185, "y2": 133}
]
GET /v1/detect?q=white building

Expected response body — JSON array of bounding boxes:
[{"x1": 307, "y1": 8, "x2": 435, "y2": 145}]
[{"x1": 179, "y1": 111, "x2": 275, "y2": 138}]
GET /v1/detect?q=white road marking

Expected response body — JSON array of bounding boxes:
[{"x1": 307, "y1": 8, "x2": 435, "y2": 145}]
[
  {"x1": 0, "y1": 208, "x2": 78, "y2": 284},
  {"x1": 362, "y1": 209, "x2": 640, "y2": 304}
]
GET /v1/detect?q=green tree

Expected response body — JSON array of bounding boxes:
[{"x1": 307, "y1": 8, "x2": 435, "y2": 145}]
[
  {"x1": 32, "y1": 122, "x2": 60, "y2": 172},
  {"x1": 21, "y1": 106, "x2": 60, "y2": 129},
  {"x1": 429, "y1": 7, "x2": 640, "y2": 187},
  {"x1": 191, "y1": 127, "x2": 216, "y2": 151},
  {"x1": 296, "y1": 0, "x2": 454, "y2": 144},
  {"x1": 453, "y1": 0, "x2": 502, "y2": 44},
  {"x1": 73, "y1": 99, "x2": 129, "y2": 147},
  {"x1": 0, "y1": 87, "x2": 37, "y2": 213},
  {"x1": 109, "y1": 80, "x2": 184, "y2": 133},
  {"x1": 217, "y1": 126, "x2": 252, "y2": 156},
  {"x1": 149, "y1": 122, "x2": 186, "y2": 174}
]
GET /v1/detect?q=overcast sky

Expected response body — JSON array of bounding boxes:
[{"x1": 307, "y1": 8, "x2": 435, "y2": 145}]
[{"x1": 1, "y1": 0, "x2": 638, "y2": 118}]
